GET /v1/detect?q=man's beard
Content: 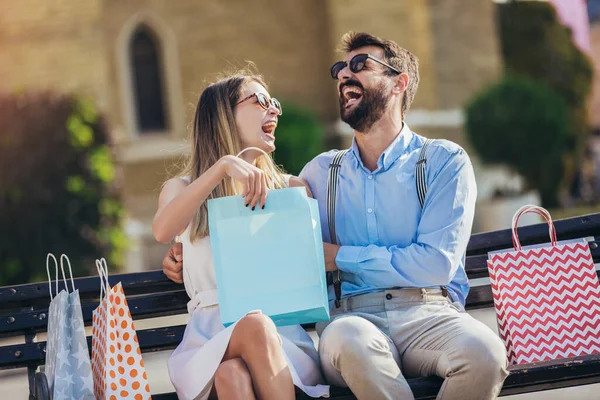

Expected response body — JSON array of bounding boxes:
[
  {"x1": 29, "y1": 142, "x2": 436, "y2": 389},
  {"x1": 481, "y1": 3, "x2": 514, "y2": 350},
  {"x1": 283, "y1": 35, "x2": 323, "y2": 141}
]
[{"x1": 339, "y1": 80, "x2": 389, "y2": 133}]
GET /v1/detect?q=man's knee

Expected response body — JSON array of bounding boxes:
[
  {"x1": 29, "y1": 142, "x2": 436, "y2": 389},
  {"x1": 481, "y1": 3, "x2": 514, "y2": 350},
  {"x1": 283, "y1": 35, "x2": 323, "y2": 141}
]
[
  {"x1": 456, "y1": 329, "x2": 508, "y2": 380},
  {"x1": 319, "y1": 316, "x2": 396, "y2": 367},
  {"x1": 319, "y1": 316, "x2": 409, "y2": 397}
]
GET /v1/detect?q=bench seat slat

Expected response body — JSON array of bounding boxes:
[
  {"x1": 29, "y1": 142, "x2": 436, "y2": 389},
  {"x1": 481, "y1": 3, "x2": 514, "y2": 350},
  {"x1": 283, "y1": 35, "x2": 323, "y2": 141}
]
[{"x1": 0, "y1": 325, "x2": 187, "y2": 370}]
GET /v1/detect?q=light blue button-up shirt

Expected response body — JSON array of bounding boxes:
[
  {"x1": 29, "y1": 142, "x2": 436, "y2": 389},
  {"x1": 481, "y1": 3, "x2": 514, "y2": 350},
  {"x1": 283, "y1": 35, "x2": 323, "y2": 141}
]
[{"x1": 299, "y1": 124, "x2": 477, "y2": 306}]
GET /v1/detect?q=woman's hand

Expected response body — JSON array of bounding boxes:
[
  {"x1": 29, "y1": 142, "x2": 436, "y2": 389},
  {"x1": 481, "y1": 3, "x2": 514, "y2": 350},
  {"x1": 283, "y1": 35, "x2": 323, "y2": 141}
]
[{"x1": 218, "y1": 155, "x2": 267, "y2": 210}]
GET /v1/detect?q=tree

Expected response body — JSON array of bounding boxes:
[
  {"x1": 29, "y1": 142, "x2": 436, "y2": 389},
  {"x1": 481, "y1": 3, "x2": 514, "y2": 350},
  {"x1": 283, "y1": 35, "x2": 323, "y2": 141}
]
[
  {"x1": 272, "y1": 102, "x2": 324, "y2": 176},
  {"x1": 497, "y1": 0, "x2": 594, "y2": 193},
  {"x1": 466, "y1": 76, "x2": 570, "y2": 208},
  {"x1": 0, "y1": 92, "x2": 126, "y2": 285}
]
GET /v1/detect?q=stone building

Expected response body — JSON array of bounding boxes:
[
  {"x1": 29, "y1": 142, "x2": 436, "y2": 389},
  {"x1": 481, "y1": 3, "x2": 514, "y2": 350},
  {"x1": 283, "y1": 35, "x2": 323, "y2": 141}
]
[{"x1": 0, "y1": 0, "x2": 502, "y2": 270}]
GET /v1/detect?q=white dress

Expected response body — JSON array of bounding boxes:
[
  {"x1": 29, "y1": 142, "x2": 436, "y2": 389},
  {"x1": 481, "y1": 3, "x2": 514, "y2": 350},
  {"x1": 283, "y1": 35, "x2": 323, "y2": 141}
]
[{"x1": 167, "y1": 177, "x2": 330, "y2": 400}]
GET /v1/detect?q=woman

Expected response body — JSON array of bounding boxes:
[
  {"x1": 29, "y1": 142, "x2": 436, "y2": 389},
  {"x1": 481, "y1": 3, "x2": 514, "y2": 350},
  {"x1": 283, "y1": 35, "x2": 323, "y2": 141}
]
[{"x1": 152, "y1": 71, "x2": 328, "y2": 400}]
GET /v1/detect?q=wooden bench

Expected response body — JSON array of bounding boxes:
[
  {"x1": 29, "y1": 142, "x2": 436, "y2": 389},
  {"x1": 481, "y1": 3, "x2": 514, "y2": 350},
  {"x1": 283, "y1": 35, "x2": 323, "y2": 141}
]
[{"x1": 2, "y1": 213, "x2": 600, "y2": 399}]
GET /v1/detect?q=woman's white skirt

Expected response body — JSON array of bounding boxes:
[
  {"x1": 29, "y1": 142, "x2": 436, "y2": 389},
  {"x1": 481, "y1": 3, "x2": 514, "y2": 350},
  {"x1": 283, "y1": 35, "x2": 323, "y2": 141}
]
[{"x1": 167, "y1": 306, "x2": 330, "y2": 400}]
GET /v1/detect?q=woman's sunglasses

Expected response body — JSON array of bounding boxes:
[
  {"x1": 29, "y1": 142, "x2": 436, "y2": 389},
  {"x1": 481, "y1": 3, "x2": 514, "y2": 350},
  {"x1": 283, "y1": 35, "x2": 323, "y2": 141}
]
[
  {"x1": 237, "y1": 93, "x2": 283, "y2": 115},
  {"x1": 330, "y1": 53, "x2": 401, "y2": 80}
]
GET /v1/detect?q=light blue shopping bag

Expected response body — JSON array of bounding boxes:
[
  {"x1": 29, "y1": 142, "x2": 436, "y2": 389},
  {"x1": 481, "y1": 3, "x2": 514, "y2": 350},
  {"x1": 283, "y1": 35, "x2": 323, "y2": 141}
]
[
  {"x1": 44, "y1": 254, "x2": 94, "y2": 400},
  {"x1": 208, "y1": 186, "x2": 330, "y2": 327}
]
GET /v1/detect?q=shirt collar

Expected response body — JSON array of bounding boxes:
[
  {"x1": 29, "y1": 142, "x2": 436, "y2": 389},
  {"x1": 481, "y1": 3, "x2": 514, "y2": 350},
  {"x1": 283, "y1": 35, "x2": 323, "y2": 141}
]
[{"x1": 350, "y1": 123, "x2": 414, "y2": 172}]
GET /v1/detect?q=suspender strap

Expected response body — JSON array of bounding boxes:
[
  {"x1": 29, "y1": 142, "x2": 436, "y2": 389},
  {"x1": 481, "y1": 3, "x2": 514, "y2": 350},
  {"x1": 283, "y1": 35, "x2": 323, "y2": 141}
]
[
  {"x1": 415, "y1": 139, "x2": 448, "y2": 296},
  {"x1": 326, "y1": 149, "x2": 348, "y2": 308},
  {"x1": 327, "y1": 150, "x2": 347, "y2": 245},
  {"x1": 416, "y1": 139, "x2": 435, "y2": 209}
]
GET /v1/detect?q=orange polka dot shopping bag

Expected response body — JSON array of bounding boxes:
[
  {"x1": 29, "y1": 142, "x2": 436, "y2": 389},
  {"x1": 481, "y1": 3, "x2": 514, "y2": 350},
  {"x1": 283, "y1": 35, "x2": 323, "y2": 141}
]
[{"x1": 91, "y1": 258, "x2": 151, "y2": 399}]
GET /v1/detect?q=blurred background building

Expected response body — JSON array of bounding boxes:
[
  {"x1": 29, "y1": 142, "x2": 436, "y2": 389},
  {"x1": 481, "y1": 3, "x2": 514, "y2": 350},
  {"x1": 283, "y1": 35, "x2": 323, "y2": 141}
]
[
  {"x1": 0, "y1": 0, "x2": 503, "y2": 273},
  {"x1": 2, "y1": 1, "x2": 600, "y2": 398},
  {"x1": 0, "y1": 0, "x2": 597, "y2": 277}
]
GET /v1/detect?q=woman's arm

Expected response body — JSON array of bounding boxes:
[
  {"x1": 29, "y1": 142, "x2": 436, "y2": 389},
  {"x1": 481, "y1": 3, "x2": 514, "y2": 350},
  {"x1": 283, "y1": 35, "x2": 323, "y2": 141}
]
[
  {"x1": 152, "y1": 162, "x2": 226, "y2": 244},
  {"x1": 153, "y1": 155, "x2": 271, "y2": 243}
]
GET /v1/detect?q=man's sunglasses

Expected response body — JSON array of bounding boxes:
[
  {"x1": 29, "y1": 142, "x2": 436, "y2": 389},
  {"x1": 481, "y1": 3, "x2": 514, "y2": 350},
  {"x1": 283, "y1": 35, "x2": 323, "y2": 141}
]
[
  {"x1": 330, "y1": 53, "x2": 401, "y2": 80},
  {"x1": 237, "y1": 93, "x2": 282, "y2": 115}
]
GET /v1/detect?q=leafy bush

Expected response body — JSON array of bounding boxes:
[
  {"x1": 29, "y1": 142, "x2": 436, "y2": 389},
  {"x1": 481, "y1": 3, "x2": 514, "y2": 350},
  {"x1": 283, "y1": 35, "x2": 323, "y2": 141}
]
[
  {"x1": 272, "y1": 102, "x2": 324, "y2": 176},
  {"x1": 497, "y1": 0, "x2": 594, "y2": 190},
  {"x1": 466, "y1": 76, "x2": 569, "y2": 207},
  {"x1": 0, "y1": 92, "x2": 125, "y2": 285}
]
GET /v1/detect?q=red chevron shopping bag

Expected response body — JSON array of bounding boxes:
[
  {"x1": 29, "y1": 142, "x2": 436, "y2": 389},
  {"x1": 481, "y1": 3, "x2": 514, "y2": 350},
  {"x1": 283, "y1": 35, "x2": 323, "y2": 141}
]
[{"x1": 488, "y1": 205, "x2": 600, "y2": 365}]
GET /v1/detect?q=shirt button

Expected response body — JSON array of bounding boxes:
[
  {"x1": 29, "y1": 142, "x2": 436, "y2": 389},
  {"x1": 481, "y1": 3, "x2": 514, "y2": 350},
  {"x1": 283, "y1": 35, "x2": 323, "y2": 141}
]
[
  {"x1": 368, "y1": 175, "x2": 373, "y2": 180},
  {"x1": 367, "y1": 208, "x2": 373, "y2": 213},
  {"x1": 386, "y1": 294, "x2": 393, "y2": 300}
]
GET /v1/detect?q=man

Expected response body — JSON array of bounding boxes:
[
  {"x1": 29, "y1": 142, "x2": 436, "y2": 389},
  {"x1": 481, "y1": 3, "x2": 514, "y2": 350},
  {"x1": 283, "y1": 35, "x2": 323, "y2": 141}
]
[{"x1": 163, "y1": 32, "x2": 508, "y2": 399}]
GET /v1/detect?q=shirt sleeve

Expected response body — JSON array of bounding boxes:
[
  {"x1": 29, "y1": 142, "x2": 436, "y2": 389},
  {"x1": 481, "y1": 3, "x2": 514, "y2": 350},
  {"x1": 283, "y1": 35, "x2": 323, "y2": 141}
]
[
  {"x1": 299, "y1": 160, "x2": 317, "y2": 194},
  {"x1": 335, "y1": 147, "x2": 477, "y2": 288}
]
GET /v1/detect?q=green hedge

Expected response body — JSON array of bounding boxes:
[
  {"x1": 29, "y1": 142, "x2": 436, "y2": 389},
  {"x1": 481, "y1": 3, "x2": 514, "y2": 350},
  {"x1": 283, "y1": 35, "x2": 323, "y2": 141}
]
[
  {"x1": 497, "y1": 0, "x2": 593, "y2": 192},
  {"x1": 466, "y1": 76, "x2": 570, "y2": 207},
  {"x1": 272, "y1": 102, "x2": 324, "y2": 176},
  {"x1": 0, "y1": 92, "x2": 125, "y2": 285}
]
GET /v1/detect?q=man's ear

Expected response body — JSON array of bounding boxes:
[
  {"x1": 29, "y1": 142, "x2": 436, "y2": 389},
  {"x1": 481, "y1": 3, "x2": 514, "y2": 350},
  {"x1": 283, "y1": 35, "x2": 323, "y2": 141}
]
[{"x1": 392, "y1": 73, "x2": 409, "y2": 95}]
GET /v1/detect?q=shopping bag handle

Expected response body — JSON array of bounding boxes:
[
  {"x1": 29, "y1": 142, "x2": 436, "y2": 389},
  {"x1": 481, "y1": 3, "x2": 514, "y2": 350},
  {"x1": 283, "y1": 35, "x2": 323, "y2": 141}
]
[
  {"x1": 232, "y1": 147, "x2": 270, "y2": 196},
  {"x1": 46, "y1": 253, "x2": 59, "y2": 300},
  {"x1": 95, "y1": 258, "x2": 111, "y2": 302},
  {"x1": 511, "y1": 205, "x2": 557, "y2": 251},
  {"x1": 59, "y1": 254, "x2": 76, "y2": 293}
]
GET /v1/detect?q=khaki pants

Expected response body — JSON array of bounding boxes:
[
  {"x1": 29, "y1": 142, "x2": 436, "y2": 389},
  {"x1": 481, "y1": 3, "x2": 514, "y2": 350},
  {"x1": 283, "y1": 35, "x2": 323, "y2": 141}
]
[{"x1": 316, "y1": 288, "x2": 509, "y2": 400}]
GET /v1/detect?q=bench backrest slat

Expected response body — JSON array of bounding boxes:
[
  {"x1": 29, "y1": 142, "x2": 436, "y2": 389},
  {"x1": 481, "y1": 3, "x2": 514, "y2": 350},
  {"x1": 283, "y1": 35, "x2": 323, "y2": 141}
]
[
  {"x1": 467, "y1": 214, "x2": 600, "y2": 255},
  {"x1": 0, "y1": 270, "x2": 183, "y2": 310},
  {"x1": 0, "y1": 291, "x2": 189, "y2": 337},
  {"x1": 3, "y1": 215, "x2": 597, "y2": 310},
  {"x1": 464, "y1": 243, "x2": 600, "y2": 278}
]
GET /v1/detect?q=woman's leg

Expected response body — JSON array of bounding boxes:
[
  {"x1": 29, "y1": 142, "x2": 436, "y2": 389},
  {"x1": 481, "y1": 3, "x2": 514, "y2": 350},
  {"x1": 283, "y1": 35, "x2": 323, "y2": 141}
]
[
  {"x1": 221, "y1": 312, "x2": 294, "y2": 400},
  {"x1": 212, "y1": 358, "x2": 256, "y2": 400}
]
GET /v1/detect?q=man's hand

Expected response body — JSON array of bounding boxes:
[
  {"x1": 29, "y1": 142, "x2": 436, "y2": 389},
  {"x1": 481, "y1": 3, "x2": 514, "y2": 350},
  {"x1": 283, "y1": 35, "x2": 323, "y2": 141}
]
[
  {"x1": 163, "y1": 242, "x2": 183, "y2": 283},
  {"x1": 323, "y1": 242, "x2": 341, "y2": 272}
]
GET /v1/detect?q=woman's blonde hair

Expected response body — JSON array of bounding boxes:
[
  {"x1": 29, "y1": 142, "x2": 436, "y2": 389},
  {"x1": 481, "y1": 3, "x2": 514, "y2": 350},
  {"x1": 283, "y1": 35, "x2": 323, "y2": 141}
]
[{"x1": 181, "y1": 71, "x2": 287, "y2": 241}]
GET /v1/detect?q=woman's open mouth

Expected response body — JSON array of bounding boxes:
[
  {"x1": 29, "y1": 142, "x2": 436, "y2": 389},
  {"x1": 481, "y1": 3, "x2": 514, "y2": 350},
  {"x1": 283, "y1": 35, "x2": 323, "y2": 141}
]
[{"x1": 262, "y1": 121, "x2": 277, "y2": 139}]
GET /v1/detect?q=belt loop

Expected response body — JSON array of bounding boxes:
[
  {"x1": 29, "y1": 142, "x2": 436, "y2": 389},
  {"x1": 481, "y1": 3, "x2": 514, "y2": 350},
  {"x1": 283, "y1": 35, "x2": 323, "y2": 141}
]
[
  {"x1": 441, "y1": 286, "x2": 448, "y2": 298},
  {"x1": 420, "y1": 288, "x2": 427, "y2": 303}
]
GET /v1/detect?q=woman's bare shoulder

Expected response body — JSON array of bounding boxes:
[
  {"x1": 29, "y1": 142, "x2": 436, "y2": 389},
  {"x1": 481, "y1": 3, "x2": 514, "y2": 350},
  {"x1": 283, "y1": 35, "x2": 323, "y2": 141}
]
[{"x1": 158, "y1": 177, "x2": 190, "y2": 207}]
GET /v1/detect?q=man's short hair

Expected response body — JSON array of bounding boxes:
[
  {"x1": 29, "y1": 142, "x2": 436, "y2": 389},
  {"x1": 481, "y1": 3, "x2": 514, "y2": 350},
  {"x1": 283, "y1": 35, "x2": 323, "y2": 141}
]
[{"x1": 340, "y1": 32, "x2": 420, "y2": 117}]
